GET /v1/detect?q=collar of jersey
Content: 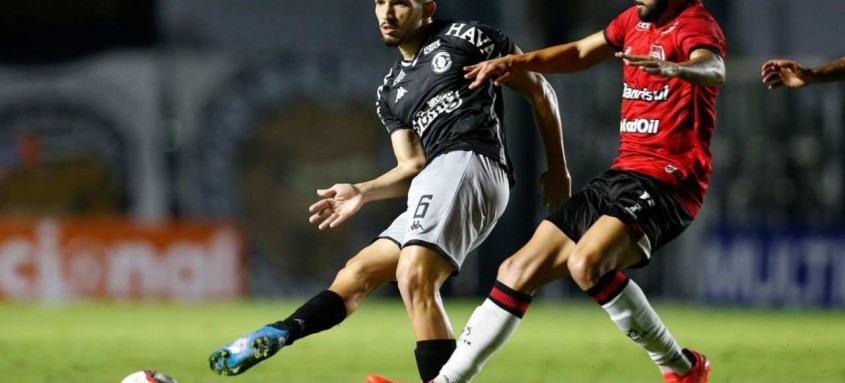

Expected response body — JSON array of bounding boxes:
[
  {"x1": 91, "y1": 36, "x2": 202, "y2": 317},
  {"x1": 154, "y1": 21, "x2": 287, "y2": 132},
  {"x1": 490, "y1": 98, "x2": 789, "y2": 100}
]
[{"x1": 651, "y1": 1, "x2": 699, "y2": 30}]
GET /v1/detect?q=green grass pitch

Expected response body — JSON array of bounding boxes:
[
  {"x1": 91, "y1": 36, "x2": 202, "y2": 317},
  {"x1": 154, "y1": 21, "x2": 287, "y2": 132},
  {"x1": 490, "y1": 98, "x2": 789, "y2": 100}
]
[{"x1": 1, "y1": 299, "x2": 843, "y2": 383}]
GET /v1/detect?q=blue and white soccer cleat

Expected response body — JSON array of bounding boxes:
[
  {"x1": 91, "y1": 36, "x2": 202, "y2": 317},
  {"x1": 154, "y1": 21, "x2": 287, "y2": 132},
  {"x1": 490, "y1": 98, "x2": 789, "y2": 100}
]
[{"x1": 208, "y1": 326, "x2": 289, "y2": 376}]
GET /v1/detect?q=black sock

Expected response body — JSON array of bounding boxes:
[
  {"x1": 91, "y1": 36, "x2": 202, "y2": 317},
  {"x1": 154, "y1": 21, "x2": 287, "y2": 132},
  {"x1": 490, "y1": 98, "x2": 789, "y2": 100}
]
[
  {"x1": 414, "y1": 339, "x2": 456, "y2": 382},
  {"x1": 269, "y1": 290, "x2": 346, "y2": 345}
]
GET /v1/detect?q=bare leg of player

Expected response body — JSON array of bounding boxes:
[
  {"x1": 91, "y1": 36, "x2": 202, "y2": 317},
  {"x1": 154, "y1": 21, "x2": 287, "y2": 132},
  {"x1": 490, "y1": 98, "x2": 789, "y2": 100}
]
[
  {"x1": 209, "y1": 239, "x2": 400, "y2": 376},
  {"x1": 432, "y1": 217, "x2": 707, "y2": 383},
  {"x1": 271, "y1": 238, "x2": 401, "y2": 345},
  {"x1": 568, "y1": 216, "x2": 698, "y2": 380},
  {"x1": 395, "y1": 245, "x2": 458, "y2": 382},
  {"x1": 330, "y1": 239, "x2": 403, "y2": 316},
  {"x1": 432, "y1": 221, "x2": 575, "y2": 383}
]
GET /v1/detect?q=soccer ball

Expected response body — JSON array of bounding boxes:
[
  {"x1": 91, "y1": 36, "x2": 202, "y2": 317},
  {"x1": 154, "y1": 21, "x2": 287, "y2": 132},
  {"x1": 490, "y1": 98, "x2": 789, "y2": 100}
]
[{"x1": 120, "y1": 370, "x2": 179, "y2": 383}]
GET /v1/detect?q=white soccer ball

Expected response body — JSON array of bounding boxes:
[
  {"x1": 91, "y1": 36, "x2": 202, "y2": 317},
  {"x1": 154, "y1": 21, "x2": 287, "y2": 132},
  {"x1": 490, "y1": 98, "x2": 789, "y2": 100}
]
[{"x1": 121, "y1": 370, "x2": 179, "y2": 383}]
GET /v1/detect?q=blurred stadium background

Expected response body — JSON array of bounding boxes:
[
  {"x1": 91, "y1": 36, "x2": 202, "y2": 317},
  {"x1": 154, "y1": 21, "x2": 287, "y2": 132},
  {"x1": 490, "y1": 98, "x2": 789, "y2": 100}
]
[{"x1": 1, "y1": 1, "x2": 844, "y2": 382}]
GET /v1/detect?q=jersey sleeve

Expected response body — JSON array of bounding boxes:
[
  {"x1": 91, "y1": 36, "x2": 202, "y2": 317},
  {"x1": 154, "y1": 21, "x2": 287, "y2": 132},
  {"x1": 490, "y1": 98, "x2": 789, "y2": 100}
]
[
  {"x1": 604, "y1": 8, "x2": 635, "y2": 51},
  {"x1": 375, "y1": 71, "x2": 407, "y2": 133},
  {"x1": 677, "y1": 14, "x2": 726, "y2": 58},
  {"x1": 474, "y1": 23, "x2": 517, "y2": 59}
]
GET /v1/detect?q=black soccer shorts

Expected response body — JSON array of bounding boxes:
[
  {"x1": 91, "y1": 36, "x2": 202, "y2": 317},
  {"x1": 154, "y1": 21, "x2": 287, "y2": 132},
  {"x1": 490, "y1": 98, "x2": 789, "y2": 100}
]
[{"x1": 545, "y1": 169, "x2": 694, "y2": 268}]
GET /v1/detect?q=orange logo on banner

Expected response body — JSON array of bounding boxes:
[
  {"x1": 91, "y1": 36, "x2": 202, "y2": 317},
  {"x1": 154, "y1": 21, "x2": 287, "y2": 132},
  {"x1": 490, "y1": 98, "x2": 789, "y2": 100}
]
[{"x1": 0, "y1": 218, "x2": 244, "y2": 301}]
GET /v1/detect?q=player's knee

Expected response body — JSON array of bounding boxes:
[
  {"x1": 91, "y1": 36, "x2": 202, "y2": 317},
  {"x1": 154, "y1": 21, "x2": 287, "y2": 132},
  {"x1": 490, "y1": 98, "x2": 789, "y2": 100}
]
[
  {"x1": 395, "y1": 260, "x2": 442, "y2": 304},
  {"x1": 497, "y1": 252, "x2": 539, "y2": 291},
  {"x1": 567, "y1": 249, "x2": 604, "y2": 289},
  {"x1": 497, "y1": 256, "x2": 524, "y2": 282},
  {"x1": 336, "y1": 258, "x2": 380, "y2": 292},
  {"x1": 395, "y1": 264, "x2": 424, "y2": 298}
]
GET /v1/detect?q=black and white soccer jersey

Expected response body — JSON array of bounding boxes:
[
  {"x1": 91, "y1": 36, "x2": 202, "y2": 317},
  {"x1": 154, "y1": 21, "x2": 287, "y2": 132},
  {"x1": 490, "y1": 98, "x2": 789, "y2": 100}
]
[{"x1": 376, "y1": 20, "x2": 517, "y2": 184}]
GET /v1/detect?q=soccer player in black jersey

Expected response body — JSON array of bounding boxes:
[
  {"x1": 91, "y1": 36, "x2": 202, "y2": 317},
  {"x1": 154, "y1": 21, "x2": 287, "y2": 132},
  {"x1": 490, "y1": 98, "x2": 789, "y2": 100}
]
[{"x1": 208, "y1": 1, "x2": 570, "y2": 381}]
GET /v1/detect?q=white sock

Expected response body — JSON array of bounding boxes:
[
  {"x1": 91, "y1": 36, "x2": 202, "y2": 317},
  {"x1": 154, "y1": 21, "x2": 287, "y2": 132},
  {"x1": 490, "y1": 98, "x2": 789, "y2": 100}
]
[
  {"x1": 601, "y1": 278, "x2": 692, "y2": 375},
  {"x1": 433, "y1": 299, "x2": 521, "y2": 383}
]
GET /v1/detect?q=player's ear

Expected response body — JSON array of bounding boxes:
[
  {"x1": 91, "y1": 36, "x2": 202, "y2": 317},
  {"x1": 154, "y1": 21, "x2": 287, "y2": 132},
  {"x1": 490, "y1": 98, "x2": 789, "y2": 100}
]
[{"x1": 422, "y1": 0, "x2": 436, "y2": 20}]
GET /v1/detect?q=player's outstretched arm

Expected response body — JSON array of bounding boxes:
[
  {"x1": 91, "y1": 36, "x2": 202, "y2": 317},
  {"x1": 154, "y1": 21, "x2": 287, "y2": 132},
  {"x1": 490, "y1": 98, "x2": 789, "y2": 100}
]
[
  {"x1": 308, "y1": 129, "x2": 425, "y2": 229},
  {"x1": 504, "y1": 47, "x2": 571, "y2": 209},
  {"x1": 618, "y1": 48, "x2": 725, "y2": 87},
  {"x1": 762, "y1": 56, "x2": 845, "y2": 89},
  {"x1": 761, "y1": 59, "x2": 813, "y2": 89},
  {"x1": 464, "y1": 30, "x2": 616, "y2": 89}
]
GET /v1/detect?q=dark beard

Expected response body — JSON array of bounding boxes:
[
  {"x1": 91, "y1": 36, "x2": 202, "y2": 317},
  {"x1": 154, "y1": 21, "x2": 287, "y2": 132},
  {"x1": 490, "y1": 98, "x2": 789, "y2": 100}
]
[
  {"x1": 382, "y1": 36, "x2": 402, "y2": 47},
  {"x1": 638, "y1": 0, "x2": 668, "y2": 22}
]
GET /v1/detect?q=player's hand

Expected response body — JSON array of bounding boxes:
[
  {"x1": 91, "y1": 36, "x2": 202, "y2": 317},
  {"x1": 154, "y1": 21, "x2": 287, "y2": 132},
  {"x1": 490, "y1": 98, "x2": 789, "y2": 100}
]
[
  {"x1": 539, "y1": 168, "x2": 571, "y2": 211},
  {"x1": 617, "y1": 52, "x2": 681, "y2": 78},
  {"x1": 308, "y1": 183, "x2": 365, "y2": 230},
  {"x1": 464, "y1": 55, "x2": 517, "y2": 90},
  {"x1": 761, "y1": 59, "x2": 814, "y2": 89}
]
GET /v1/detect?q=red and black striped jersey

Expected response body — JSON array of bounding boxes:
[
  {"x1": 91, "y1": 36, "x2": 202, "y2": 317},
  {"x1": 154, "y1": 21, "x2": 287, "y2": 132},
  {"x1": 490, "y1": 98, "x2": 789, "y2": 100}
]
[{"x1": 604, "y1": 2, "x2": 726, "y2": 217}]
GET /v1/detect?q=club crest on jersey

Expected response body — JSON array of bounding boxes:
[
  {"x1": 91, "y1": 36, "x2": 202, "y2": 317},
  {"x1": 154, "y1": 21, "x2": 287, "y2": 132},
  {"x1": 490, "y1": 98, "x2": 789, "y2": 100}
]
[
  {"x1": 431, "y1": 51, "x2": 453, "y2": 74},
  {"x1": 650, "y1": 45, "x2": 665, "y2": 61},
  {"x1": 423, "y1": 39, "x2": 442, "y2": 56},
  {"x1": 636, "y1": 21, "x2": 651, "y2": 31}
]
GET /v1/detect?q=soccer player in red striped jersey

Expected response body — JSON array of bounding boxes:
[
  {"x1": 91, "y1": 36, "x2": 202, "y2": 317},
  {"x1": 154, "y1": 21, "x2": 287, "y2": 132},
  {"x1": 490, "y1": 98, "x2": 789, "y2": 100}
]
[{"x1": 369, "y1": 1, "x2": 725, "y2": 382}]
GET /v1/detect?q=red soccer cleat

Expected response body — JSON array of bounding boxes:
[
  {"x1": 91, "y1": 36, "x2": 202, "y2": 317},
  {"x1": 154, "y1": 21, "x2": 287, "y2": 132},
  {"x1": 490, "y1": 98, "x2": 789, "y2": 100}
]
[
  {"x1": 366, "y1": 374, "x2": 429, "y2": 383},
  {"x1": 662, "y1": 349, "x2": 711, "y2": 383}
]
